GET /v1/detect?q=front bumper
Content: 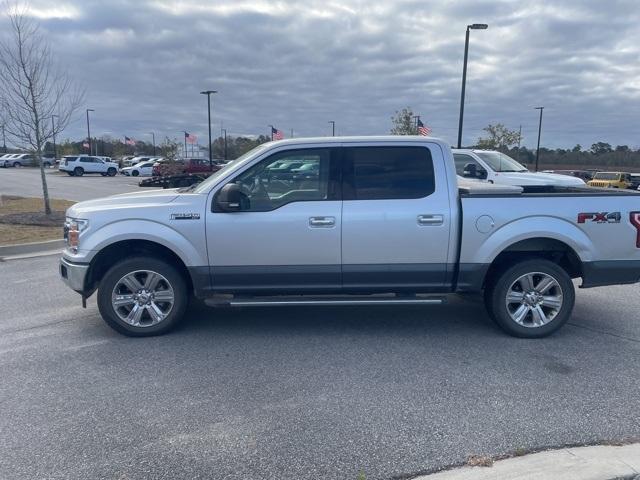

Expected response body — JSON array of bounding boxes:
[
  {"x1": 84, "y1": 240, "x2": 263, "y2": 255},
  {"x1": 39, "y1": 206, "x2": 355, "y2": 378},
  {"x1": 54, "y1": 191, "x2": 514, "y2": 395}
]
[{"x1": 59, "y1": 257, "x2": 89, "y2": 293}]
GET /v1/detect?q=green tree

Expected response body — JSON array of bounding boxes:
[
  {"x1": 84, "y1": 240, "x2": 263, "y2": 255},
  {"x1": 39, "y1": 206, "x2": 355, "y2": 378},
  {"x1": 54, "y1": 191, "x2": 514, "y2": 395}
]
[
  {"x1": 160, "y1": 137, "x2": 179, "y2": 160},
  {"x1": 476, "y1": 124, "x2": 521, "y2": 150},
  {"x1": 390, "y1": 107, "x2": 417, "y2": 135},
  {"x1": 572, "y1": 144, "x2": 582, "y2": 152},
  {"x1": 590, "y1": 142, "x2": 613, "y2": 155}
]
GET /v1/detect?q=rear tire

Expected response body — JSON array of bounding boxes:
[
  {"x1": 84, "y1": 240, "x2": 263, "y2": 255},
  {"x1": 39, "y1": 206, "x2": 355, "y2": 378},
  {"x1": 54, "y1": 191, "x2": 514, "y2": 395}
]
[
  {"x1": 484, "y1": 259, "x2": 575, "y2": 338},
  {"x1": 97, "y1": 256, "x2": 188, "y2": 337},
  {"x1": 74, "y1": 167, "x2": 84, "y2": 176}
]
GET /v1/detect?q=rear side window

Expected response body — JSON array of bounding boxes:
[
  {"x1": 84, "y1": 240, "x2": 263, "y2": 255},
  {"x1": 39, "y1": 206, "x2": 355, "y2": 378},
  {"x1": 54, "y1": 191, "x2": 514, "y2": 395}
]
[
  {"x1": 64, "y1": 156, "x2": 78, "y2": 162},
  {"x1": 343, "y1": 146, "x2": 435, "y2": 200}
]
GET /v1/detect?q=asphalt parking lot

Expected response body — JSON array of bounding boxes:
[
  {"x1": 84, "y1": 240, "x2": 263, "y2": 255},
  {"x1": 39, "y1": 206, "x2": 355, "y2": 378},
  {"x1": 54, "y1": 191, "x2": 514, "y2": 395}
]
[
  {"x1": 1, "y1": 253, "x2": 639, "y2": 480},
  {"x1": 0, "y1": 167, "x2": 140, "y2": 201}
]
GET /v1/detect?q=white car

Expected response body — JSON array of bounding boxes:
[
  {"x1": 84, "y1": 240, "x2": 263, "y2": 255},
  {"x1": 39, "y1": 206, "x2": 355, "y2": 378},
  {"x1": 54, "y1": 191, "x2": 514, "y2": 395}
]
[
  {"x1": 120, "y1": 160, "x2": 156, "y2": 177},
  {"x1": 59, "y1": 155, "x2": 119, "y2": 177},
  {"x1": 452, "y1": 149, "x2": 585, "y2": 187}
]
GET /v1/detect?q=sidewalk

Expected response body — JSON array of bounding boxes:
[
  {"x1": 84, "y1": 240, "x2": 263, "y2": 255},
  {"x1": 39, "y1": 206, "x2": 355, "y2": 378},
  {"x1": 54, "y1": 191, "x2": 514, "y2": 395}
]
[{"x1": 415, "y1": 443, "x2": 640, "y2": 480}]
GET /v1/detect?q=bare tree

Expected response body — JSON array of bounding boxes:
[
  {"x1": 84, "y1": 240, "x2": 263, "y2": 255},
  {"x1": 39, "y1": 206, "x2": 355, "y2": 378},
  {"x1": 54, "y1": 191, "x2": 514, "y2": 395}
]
[{"x1": 0, "y1": 3, "x2": 84, "y2": 214}]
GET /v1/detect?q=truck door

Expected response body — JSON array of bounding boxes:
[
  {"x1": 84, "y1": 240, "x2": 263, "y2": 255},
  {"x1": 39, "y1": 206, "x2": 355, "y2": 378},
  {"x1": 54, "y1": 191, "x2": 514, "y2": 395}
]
[
  {"x1": 341, "y1": 144, "x2": 453, "y2": 292},
  {"x1": 206, "y1": 147, "x2": 342, "y2": 292}
]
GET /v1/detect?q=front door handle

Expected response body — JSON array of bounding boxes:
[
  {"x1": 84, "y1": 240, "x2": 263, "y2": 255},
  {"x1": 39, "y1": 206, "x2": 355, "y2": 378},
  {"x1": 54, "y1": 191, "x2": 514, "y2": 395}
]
[
  {"x1": 417, "y1": 214, "x2": 444, "y2": 226},
  {"x1": 309, "y1": 216, "x2": 336, "y2": 228}
]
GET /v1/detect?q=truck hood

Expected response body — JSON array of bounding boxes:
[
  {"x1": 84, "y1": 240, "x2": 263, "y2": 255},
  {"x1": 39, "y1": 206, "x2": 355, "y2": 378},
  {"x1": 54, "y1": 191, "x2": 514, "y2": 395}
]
[
  {"x1": 66, "y1": 189, "x2": 180, "y2": 217},
  {"x1": 493, "y1": 171, "x2": 585, "y2": 186}
]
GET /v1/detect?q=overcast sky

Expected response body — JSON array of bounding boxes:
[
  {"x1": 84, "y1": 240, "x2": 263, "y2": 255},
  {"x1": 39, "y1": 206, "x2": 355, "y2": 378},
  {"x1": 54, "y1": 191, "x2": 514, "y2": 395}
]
[{"x1": 3, "y1": 0, "x2": 639, "y2": 149}]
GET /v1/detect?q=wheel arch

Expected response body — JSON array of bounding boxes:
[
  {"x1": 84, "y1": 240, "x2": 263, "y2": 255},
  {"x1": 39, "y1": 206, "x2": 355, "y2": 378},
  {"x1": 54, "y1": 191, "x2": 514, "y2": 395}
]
[
  {"x1": 483, "y1": 237, "x2": 583, "y2": 290},
  {"x1": 85, "y1": 239, "x2": 194, "y2": 296}
]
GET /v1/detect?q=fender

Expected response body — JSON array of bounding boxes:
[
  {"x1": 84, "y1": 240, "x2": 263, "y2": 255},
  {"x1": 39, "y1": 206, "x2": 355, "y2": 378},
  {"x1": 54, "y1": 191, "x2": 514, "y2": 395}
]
[
  {"x1": 467, "y1": 215, "x2": 594, "y2": 265},
  {"x1": 77, "y1": 218, "x2": 208, "y2": 268}
]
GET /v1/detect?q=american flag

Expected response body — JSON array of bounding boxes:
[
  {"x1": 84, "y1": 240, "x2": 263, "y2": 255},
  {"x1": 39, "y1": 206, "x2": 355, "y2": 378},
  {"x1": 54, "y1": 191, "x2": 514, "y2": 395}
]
[
  {"x1": 417, "y1": 119, "x2": 432, "y2": 136},
  {"x1": 82, "y1": 141, "x2": 89, "y2": 149},
  {"x1": 271, "y1": 126, "x2": 284, "y2": 141},
  {"x1": 124, "y1": 136, "x2": 135, "y2": 146},
  {"x1": 185, "y1": 131, "x2": 197, "y2": 144}
]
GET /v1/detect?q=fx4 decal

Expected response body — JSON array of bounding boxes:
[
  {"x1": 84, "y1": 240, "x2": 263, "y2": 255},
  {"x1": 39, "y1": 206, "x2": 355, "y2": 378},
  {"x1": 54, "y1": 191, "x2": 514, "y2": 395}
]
[{"x1": 577, "y1": 212, "x2": 621, "y2": 224}]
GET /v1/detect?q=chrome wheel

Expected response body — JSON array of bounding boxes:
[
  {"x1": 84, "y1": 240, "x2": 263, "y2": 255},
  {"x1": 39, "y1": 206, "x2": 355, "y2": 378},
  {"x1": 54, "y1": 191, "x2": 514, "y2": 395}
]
[
  {"x1": 111, "y1": 270, "x2": 174, "y2": 327},
  {"x1": 505, "y1": 272, "x2": 563, "y2": 328}
]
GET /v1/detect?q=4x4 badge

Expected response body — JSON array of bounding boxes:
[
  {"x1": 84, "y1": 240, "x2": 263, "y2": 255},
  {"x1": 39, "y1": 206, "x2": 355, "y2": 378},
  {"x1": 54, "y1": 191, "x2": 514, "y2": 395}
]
[{"x1": 577, "y1": 212, "x2": 621, "y2": 224}]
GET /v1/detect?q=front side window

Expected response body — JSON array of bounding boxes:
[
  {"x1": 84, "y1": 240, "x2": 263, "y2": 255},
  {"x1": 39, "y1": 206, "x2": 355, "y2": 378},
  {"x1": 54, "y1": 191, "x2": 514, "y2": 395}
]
[
  {"x1": 80, "y1": 157, "x2": 92, "y2": 163},
  {"x1": 225, "y1": 148, "x2": 333, "y2": 211},
  {"x1": 343, "y1": 146, "x2": 435, "y2": 200},
  {"x1": 453, "y1": 154, "x2": 480, "y2": 176}
]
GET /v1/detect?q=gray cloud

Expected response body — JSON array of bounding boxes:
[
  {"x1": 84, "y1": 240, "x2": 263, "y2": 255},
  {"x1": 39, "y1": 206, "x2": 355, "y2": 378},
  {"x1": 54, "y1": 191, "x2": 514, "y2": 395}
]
[{"x1": 2, "y1": 0, "x2": 639, "y2": 148}]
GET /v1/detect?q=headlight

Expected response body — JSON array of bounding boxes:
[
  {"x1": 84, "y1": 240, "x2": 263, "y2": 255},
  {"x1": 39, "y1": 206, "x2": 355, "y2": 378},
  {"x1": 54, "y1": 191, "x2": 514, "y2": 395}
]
[{"x1": 64, "y1": 217, "x2": 89, "y2": 251}]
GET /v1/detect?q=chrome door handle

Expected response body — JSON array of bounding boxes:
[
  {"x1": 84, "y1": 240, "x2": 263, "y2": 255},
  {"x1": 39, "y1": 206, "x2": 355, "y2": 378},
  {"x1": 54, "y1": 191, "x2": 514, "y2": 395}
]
[
  {"x1": 417, "y1": 214, "x2": 444, "y2": 226},
  {"x1": 309, "y1": 216, "x2": 336, "y2": 227}
]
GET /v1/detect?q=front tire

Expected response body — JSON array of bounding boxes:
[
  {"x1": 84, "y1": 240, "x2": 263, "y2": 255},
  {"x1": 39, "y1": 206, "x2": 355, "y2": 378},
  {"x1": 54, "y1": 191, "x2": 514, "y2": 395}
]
[
  {"x1": 97, "y1": 256, "x2": 188, "y2": 337},
  {"x1": 107, "y1": 167, "x2": 117, "y2": 176},
  {"x1": 485, "y1": 259, "x2": 575, "y2": 338},
  {"x1": 131, "y1": 170, "x2": 139, "y2": 177},
  {"x1": 13, "y1": 162, "x2": 22, "y2": 168}
]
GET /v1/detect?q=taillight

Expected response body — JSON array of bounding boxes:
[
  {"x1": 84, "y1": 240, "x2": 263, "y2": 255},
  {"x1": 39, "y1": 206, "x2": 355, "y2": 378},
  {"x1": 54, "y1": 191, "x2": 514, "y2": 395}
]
[{"x1": 631, "y1": 212, "x2": 640, "y2": 248}]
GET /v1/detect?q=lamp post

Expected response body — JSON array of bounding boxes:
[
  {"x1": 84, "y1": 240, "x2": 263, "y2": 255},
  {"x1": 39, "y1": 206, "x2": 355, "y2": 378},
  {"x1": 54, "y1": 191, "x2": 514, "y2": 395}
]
[
  {"x1": 457, "y1": 23, "x2": 488, "y2": 149},
  {"x1": 86, "y1": 108, "x2": 94, "y2": 155},
  {"x1": 149, "y1": 132, "x2": 156, "y2": 156},
  {"x1": 200, "y1": 90, "x2": 217, "y2": 169},
  {"x1": 1, "y1": 124, "x2": 6, "y2": 153},
  {"x1": 328, "y1": 120, "x2": 335, "y2": 136},
  {"x1": 51, "y1": 115, "x2": 58, "y2": 159},
  {"x1": 534, "y1": 106, "x2": 544, "y2": 172},
  {"x1": 221, "y1": 128, "x2": 227, "y2": 160}
]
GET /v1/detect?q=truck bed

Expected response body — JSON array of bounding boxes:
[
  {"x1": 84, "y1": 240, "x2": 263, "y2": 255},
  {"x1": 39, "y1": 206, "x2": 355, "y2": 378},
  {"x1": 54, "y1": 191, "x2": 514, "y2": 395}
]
[{"x1": 458, "y1": 180, "x2": 640, "y2": 197}]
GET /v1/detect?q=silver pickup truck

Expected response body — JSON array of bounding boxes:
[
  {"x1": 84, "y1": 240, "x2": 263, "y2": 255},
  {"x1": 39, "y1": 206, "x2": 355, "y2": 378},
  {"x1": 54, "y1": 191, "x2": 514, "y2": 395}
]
[{"x1": 60, "y1": 137, "x2": 640, "y2": 338}]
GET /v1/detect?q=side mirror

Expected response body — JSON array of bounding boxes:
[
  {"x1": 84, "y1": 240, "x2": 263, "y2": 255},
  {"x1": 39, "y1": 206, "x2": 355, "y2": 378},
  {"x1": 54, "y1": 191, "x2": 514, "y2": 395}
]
[
  {"x1": 463, "y1": 163, "x2": 477, "y2": 178},
  {"x1": 215, "y1": 183, "x2": 243, "y2": 212}
]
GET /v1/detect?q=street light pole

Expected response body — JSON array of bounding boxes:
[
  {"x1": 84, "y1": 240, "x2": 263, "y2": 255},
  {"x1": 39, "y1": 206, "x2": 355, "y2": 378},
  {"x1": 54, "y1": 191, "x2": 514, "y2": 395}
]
[
  {"x1": 534, "y1": 106, "x2": 544, "y2": 172},
  {"x1": 200, "y1": 90, "x2": 217, "y2": 169},
  {"x1": 86, "y1": 108, "x2": 94, "y2": 155},
  {"x1": 328, "y1": 120, "x2": 335, "y2": 136},
  {"x1": 1, "y1": 124, "x2": 6, "y2": 153},
  {"x1": 221, "y1": 128, "x2": 227, "y2": 160},
  {"x1": 51, "y1": 115, "x2": 58, "y2": 159},
  {"x1": 457, "y1": 23, "x2": 488, "y2": 149},
  {"x1": 149, "y1": 132, "x2": 156, "y2": 156}
]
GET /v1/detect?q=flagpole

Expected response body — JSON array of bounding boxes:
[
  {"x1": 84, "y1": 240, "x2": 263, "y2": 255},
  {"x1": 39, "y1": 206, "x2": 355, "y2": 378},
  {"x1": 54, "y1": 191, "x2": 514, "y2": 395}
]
[{"x1": 183, "y1": 132, "x2": 187, "y2": 159}]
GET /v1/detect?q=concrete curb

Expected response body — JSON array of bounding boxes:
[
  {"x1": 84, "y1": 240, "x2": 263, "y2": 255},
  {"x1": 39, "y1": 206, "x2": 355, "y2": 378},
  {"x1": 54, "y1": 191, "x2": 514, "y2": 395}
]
[
  {"x1": 0, "y1": 238, "x2": 64, "y2": 257},
  {"x1": 414, "y1": 443, "x2": 640, "y2": 480}
]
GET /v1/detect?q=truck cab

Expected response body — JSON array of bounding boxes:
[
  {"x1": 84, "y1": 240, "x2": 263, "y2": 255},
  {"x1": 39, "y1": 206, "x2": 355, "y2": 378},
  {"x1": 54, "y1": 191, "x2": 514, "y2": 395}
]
[{"x1": 453, "y1": 149, "x2": 585, "y2": 187}]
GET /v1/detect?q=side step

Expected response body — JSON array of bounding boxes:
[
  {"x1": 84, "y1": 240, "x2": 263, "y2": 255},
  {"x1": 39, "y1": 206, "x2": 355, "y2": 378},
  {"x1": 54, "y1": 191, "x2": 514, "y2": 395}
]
[{"x1": 204, "y1": 294, "x2": 446, "y2": 308}]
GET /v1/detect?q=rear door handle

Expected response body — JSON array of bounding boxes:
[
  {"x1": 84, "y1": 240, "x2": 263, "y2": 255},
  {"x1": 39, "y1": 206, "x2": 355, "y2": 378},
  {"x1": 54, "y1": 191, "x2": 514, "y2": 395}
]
[
  {"x1": 417, "y1": 214, "x2": 444, "y2": 226},
  {"x1": 309, "y1": 216, "x2": 336, "y2": 228}
]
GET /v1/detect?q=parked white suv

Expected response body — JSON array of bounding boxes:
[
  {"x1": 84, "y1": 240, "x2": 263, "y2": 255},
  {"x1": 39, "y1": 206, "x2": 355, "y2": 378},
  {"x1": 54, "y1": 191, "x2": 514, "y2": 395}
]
[
  {"x1": 59, "y1": 155, "x2": 118, "y2": 176},
  {"x1": 453, "y1": 149, "x2": 585, "y2": 187}
]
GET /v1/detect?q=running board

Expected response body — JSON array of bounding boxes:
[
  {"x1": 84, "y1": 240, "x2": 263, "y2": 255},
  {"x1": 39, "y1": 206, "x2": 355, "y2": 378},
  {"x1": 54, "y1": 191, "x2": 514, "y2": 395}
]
[{"x1": 204, "y1": 295, "x2": 446, "y2": 308}]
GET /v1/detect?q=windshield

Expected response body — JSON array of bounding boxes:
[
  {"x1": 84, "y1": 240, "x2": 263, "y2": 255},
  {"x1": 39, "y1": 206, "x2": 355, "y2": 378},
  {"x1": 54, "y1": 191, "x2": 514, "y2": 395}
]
[
  {"x1": 593, "y1": 172, "x2": 619, "y2": 180},
  {"x1": 475, "y1": 151, "x2": 528, "y2": 172},
  {"x1": 192, "y1": 143, "x2": 272, "y2": 193}
]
